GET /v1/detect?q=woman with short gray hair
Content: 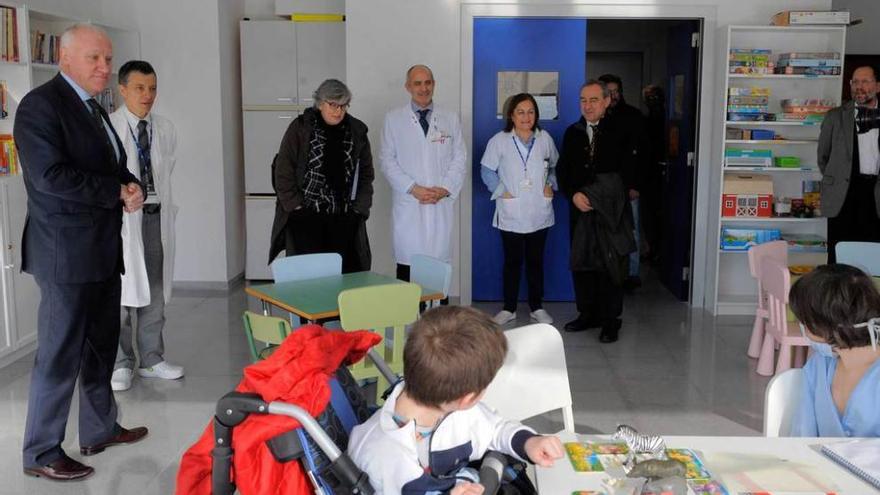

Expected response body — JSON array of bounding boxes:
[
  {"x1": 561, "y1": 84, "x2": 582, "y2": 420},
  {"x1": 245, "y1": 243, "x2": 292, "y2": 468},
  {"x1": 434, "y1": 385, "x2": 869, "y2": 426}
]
[{"x1": 269, "y1": 79, "x2": 374, "y2": 272}]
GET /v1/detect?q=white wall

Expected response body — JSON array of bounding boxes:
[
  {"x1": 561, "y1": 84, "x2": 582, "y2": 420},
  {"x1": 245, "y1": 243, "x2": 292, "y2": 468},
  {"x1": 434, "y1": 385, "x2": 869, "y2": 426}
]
[
  {"x1": 96, "y1": 0, "x2": 245, "y2": 288},
  {"x1": 832, "y1": 0, "x2": 876, "y2": 54},
  {"x1": 219, "y1": 3, "x2": 246, "y2": 281},
  {"x1": 346, "y1": 0, "x2": 831, "y2": 308}
]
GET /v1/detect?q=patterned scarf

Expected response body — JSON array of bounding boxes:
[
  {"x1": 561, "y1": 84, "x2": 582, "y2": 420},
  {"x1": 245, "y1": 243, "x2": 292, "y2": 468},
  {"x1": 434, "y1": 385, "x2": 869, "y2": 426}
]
[{"x1": 302, "y1": 120, "x2": 355, "y2": 214}]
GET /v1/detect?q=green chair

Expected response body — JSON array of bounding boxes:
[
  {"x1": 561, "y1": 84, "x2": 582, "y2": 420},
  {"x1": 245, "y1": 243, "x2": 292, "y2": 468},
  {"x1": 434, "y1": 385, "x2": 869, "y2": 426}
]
[
  {"x1": 242, "y1": 311, "x2": 292, "y2": 362},
  {"x1": 338, "y1": 283, "x2": 421, "y2": 404}
]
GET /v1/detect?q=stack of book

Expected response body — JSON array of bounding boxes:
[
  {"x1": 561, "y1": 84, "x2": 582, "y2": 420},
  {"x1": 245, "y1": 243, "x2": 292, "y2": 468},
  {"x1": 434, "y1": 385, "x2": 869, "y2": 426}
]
[
  {"x1": 728, "y1": 87, "x2": 773, "y2": 121},
  {"x1": 0, "y1": 134, "x2": 18, "y2": 176},
  {"x1": 781, "y1": 233, "x2": 826, "y2": 252},
  {"x1": 721, "y1": 227, "x2": 781, "y2": 250},
  {"x1": 1, "y1": 6, "x2": 18, "y2": 63},
  {"x1": 30, "y1": 29, "x2": 60, "y2": 65},
  {"x1": 775, "y1": 52, "x2": 841, "y2": 76},
  {"x1": 779, "y1": 98, "x2": 835, "y2": 122},
  {"x1": 729, "y1": 49, "x2": 773, "y2": 74},
  {"x1": 725, "y1": 148, "x2": 772, "y2": 167}
]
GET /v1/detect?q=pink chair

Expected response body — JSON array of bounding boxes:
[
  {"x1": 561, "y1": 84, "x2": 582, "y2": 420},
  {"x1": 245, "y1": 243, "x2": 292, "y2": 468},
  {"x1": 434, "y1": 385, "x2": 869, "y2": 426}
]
[
  {"x1": 757, "y1": 257, "x2": 809, "y2": 376},
  {"x1": 747, "y1": 241, "x2": 788, "y2": 359}
]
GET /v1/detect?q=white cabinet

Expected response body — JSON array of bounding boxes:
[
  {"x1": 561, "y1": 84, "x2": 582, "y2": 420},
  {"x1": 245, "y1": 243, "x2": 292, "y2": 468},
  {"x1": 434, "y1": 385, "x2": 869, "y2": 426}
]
[
  {"x1": 240, "y1": 19, "x2": 345, "y2": 279},
  {"x1": 295, "y1": 21, "x2": 346, "y2": 104},
  {"x1": 0, "y1": 176, "x2": 40, "y2": 365},
  {"x1": 240, "y1": 20, "x2": 298, "y2": 106},
  {"x1": 244, "y1": 110, "x2": 298, "y2": 194},
  {"x1": 245, "y1": 197, "x2": 277, "y2": 280},
  {"x1": 711, "y1": 26, "x2": 845, "y2": 315},
  {"x1": 6, "y1": 177, "x2": 38, "y2": 348}
]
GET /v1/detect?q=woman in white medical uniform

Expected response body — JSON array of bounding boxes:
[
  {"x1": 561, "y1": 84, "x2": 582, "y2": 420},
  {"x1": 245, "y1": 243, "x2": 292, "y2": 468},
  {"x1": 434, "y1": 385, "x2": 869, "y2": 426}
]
[{"x1": 480, "y1": 93, "x2": 558, "y2": 325}]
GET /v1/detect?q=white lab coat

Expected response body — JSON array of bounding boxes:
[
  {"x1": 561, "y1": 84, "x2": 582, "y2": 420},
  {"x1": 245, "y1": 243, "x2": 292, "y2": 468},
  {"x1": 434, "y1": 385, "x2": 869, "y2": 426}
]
[
  {"x1": 481, "y1": 129, "x2": 558, "y2": 234},
  {"x1": 109, "y1": 108, "x2": 178, "y2": 307},
  {"x1": 380, "y1": 105, "x2": 467, "y2": 265}
]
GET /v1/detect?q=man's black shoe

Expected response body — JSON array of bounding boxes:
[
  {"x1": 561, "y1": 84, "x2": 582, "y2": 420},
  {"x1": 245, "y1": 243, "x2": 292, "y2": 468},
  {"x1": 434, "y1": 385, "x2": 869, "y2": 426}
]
[
  {"x1": 599, "y1": 319, "x2": 622, "y2": 343},
  {"x1": 564, "y1": 315, "x2": 602, "y2": 332}
]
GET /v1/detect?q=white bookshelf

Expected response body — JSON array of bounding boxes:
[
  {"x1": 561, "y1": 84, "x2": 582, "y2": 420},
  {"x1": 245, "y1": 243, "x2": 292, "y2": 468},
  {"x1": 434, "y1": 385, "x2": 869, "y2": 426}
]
[
  {"x1": 0, "y1": 5, "x2": 139, "y2": 367},
  {"x1": 712, "y1": 25, "x2": 845, "y2": 315}
]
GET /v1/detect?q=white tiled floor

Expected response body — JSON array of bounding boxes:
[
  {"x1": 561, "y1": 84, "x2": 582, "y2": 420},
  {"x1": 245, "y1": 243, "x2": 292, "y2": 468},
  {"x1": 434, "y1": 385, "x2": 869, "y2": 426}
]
[{"x1": 0, "y1": 270, "x2": 770, "y2": 494}]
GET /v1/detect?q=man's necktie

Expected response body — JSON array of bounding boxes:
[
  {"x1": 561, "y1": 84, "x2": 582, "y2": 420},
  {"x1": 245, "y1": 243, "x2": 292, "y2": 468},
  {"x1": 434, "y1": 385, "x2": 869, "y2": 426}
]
[
  {"x1": 86, "y1": 98, "x2": 117, "y2": 163},
  {"x1": 137, "y1": 120, "x2": 155, "y2": 195},
  {"x1": 417, "y1": 109, "x2": 430, "y2": 136},
  {"x1": 588, "y1": 124, "x2": 599, "y2": 163}
]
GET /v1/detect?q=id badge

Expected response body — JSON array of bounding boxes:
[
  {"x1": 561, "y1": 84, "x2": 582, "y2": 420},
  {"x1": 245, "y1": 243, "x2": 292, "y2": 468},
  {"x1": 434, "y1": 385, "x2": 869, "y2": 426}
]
[{"x1": 520, "y1": 178, "x2": 533, "y2": 191}]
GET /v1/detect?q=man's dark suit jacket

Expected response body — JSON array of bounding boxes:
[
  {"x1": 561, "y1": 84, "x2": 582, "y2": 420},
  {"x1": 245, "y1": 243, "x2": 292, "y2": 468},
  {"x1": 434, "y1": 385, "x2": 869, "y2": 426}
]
[
  {"x1": 13, "y1": 74, "x2": 137, "y2": 283},
  {"x1": 557, "y1": 115, "x2": 637, "y2": 280}
]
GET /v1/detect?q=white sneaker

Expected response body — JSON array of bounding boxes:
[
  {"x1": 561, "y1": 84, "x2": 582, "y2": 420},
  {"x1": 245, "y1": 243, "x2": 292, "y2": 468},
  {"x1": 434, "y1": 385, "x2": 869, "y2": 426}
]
[
  {"x1": 137, "y1": 361, "x2": 184, "y2": 380},
  {"x1": 111, "y1": 368, "x2": 133, "y2": 391},
  {"x1": 530, "y1": 309, "x2": 554, "y2": 324},
  {"x1": 493, "y1": 310, "x2": 516, "y2": 325}
]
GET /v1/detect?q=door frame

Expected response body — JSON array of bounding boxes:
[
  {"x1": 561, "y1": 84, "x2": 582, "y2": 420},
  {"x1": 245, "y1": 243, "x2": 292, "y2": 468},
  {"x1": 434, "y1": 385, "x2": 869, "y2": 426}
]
[{"x1": 458, "y1": 3, "x2": 718, "y2": 310}]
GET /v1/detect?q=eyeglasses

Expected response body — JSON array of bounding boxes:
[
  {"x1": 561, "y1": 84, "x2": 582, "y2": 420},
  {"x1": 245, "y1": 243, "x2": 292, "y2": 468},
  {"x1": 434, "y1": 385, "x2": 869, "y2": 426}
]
[{"x1": 323, "y1": 101, "x2": 350, "y2": 111}]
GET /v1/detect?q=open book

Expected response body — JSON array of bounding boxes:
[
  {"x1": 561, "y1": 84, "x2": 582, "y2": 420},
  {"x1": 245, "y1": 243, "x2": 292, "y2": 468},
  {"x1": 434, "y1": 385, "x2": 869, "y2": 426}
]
[{"x1": 820, "y1": 439, "x2": 880, "y2": 490}]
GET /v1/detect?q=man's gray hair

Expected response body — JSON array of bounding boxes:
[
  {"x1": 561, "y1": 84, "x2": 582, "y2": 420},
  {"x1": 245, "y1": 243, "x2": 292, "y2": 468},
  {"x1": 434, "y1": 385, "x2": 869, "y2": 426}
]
[
  {"x1": 60, "y1": 23, "x2": 109, "y2": 49},
  {"x1": 313, "y1": 79, "x2": 352, "y2": 108},
  {"x1": 581, "y1": 79, "x2": 609, "y2": 98}
]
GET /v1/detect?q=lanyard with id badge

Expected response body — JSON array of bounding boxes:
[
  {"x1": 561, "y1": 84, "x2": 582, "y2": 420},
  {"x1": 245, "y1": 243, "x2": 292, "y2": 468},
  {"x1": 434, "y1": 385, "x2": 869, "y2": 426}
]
[{"x1": 513, "y1": 135, "x2": 536, "y2": 192}]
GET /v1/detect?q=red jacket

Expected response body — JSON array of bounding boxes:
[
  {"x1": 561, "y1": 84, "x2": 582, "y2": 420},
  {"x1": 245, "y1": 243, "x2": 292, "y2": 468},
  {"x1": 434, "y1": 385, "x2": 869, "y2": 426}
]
[{"x1": 176, "y1": 325, "x2": 381, "y2": 494}]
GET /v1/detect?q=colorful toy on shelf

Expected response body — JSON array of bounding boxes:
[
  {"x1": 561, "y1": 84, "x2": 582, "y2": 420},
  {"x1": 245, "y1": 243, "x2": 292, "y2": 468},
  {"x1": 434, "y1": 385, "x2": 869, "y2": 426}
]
[
  {"x1": 722, "y1": 174, "x2": 773, "y2": 217},
  {"x1": 721, "y1": 227, "x2": 782, "y2": 251}
]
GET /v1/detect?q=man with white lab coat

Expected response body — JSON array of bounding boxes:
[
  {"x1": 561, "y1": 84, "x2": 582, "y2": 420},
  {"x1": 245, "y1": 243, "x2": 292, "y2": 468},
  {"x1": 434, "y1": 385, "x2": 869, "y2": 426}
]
[
  {"x1": 380, "y1": 65, "x2": 467, "y2": 283},
  {"x1": 108, "y1": 60, "x2": 182, "y2": 391}
]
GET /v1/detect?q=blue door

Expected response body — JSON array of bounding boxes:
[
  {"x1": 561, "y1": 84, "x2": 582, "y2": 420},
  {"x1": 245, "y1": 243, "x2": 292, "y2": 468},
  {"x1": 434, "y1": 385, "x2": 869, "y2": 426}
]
[
  {"x1": 659, "y1": 20, "x2": 702, "y2": 300},
  {"x1": 472, "y1": 18, "x2": 587, "y2": 302}
]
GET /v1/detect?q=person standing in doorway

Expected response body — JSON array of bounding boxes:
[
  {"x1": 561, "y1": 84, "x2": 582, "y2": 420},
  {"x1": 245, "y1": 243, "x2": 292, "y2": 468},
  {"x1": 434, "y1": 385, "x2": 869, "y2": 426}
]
[
  {"x1": 557, "y1": 80, "x2": 636, "y2": 343},
  {"x1": 380, "y1": 65, "x2": 467, "y2": 286},
  {"x1": 109, "y1": 60, "x2": 183, "y2": 392},
  {"x1": 640, "y1": 84, "x2": 666, "y2": 265},
  {"x1": 14, "y1": 24, "x2": 148, "y2": 481},
  {"x1": 819, "y1": 65, "x2": 880, "y2": 260},
  {"x1": 480, "y1": 93, "x2": 559, "y2": 325},
  {"x1": 599, "y1": 74, "x2": 647, "y2": 292}
]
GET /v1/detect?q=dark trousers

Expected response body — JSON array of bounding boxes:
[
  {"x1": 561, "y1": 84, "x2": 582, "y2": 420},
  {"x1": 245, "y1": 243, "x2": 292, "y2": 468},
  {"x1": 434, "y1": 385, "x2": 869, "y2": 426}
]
[
  {"x1": 828, "y1": 174, "x2": 880, "y2": 263},
  {"x1": 500, "y1": 228, "x2": 548, "y2": 312},
  {"x1": 397, "y1": 263, "x2": 449, "y2": 306},
  {"x1": 572, "y1": 270, "x2": 623, "y2": 324},
  {"x1": 23, "y1": 277, "x2": 121, "y2": 468},
  {"x1": 286, "y1": 210, "x2": 360, "y2": 273}
]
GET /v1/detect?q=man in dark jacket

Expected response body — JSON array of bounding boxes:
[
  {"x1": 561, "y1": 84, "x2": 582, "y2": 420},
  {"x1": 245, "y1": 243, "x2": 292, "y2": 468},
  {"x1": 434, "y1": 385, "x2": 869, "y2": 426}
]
[
  {"x1": 599, "y1": 74, "x2": 648, "y2": 291},
  {"x1": 14, "y1": 24, "x2": 148, "y2": 481},
  {"x1": 557, "y1": 80, "x2": 636, "y2": 343}
]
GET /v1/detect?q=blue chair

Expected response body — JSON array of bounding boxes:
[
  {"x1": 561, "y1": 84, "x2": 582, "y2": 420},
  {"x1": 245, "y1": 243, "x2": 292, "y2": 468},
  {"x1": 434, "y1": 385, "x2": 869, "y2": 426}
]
[
  {"x1": 835, "y1": 242, "x2": 880, "y2": 275},
  {"x1": 409, "y1": 254, "x2": 452, "y2": 309},
  {"x1": 271, "y1": 252, "x2": 343, "y2": 282},
  {"x1": 270, "y1": 253, "x2": 343, "y2": 326}
]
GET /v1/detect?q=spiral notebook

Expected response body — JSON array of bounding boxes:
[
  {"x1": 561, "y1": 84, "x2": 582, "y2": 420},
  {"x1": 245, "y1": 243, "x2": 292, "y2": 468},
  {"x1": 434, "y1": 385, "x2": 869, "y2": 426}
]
[{"x1": 820, "y1": 439, "x2": 880, "y2": 490}]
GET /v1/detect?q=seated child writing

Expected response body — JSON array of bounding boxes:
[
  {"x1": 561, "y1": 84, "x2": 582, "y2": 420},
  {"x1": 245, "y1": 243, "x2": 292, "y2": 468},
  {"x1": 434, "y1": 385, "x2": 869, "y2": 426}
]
[
  {"x1": 347, "y1": 306, "x2": 565, "y2": 494},
  {"x1": 789, "y1": 263, "x2": 880, "y2": 437}
]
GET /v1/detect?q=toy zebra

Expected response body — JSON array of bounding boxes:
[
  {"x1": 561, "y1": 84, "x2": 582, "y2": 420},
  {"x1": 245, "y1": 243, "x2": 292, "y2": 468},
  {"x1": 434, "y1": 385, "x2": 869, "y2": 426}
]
[{"x1": 611, "y1": 424, "x2": 667, "y2": 468}]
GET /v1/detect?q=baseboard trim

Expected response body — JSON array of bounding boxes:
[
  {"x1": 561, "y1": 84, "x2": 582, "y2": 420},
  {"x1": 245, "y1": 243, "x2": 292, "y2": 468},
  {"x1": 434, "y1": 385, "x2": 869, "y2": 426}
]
[
  {"x1": 0, "y1": 341, "x2": 36, "y2": 370},
  {"x1": 173, "y1": 272, "x2": 245, "y2": 293}
]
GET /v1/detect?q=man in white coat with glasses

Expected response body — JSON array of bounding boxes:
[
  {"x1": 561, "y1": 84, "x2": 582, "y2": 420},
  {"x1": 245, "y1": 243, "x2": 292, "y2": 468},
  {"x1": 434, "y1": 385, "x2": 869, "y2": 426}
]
[
  {"x1": 380, "y1": 65, "x2": 467, "y2": 287},
  {"x1": 109, "y1": 60, "x2": 182, "y2": 391}
]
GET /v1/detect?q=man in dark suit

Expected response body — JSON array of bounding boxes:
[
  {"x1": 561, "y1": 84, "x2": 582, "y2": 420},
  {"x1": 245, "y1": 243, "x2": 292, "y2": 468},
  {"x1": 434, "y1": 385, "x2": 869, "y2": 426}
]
[
  {"x1": 557, "y1": 80, "x2": 636, "y2": 343},
  {"x1": 819, "y1": 65, "x2": 880, "y2": 261},
  {"x1": 14, "y1": 24, "x2": 148, "y2": 481}
]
